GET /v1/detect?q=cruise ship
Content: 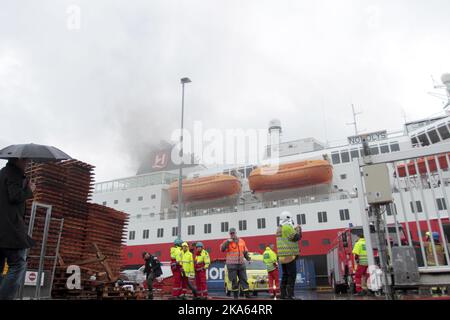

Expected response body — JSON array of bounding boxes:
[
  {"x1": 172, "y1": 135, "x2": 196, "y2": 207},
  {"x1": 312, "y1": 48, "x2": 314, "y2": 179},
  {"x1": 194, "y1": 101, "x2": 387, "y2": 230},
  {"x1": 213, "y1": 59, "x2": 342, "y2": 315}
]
[{"x1": 92, "y1": 74, "x2": 450, "y2": 283}]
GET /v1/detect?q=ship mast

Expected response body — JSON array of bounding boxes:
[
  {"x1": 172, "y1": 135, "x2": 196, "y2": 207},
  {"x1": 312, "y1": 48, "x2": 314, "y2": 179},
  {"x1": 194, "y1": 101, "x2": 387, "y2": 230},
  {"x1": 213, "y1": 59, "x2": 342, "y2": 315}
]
[
  {"x1": 347, "y1": 104, "x2": 362, "y2": 136},
  {"x1": 442, "y1": 73, "x2": 450, "y2": 111}
]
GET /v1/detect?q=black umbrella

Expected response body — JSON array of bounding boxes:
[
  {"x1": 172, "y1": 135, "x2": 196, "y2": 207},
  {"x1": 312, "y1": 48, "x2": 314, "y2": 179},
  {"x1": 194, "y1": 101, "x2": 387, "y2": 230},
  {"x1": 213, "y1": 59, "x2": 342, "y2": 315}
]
[{"x1": 0, "y1": 143, "x2": 72, "y2": 162}]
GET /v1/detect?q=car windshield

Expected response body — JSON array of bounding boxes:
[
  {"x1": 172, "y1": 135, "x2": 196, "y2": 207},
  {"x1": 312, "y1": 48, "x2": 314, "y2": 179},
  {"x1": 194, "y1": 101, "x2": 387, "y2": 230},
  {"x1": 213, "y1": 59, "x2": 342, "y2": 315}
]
[{"x1": 245, "y1": 260, "x2": 266, "y2": 270}]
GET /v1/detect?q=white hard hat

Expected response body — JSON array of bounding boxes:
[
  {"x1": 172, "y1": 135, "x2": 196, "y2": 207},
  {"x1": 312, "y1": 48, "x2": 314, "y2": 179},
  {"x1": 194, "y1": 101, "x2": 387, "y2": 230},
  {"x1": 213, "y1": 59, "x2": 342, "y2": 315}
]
[{"x1": 280, "y1": 211, "x2": 292, "y2": 221}]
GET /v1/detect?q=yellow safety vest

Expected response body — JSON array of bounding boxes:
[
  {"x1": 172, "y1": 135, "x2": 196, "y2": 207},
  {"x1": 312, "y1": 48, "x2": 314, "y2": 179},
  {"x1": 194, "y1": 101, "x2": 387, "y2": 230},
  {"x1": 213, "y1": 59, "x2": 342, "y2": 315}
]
[
  {"x1": 180, "y1": 250, "x2": 194, "y2": 277},
  {"x1": 276, "y1": 224, "x2": 300, "y2": 263},
  {"x1": 263, "y1": 248, "x2": 278, "y2": 272},
  {"x1": 352, "y1": 238, "x2": 368, "y2": 266},
  {"x1": 195, "y1": 250, "x2": 211, "y2": 269},
  {"x1": 426, "y1": 242, "x2": 446, "y2": 266},
  {"x1": 170, "y1": 247, "x2": 182, "y2": 263}
]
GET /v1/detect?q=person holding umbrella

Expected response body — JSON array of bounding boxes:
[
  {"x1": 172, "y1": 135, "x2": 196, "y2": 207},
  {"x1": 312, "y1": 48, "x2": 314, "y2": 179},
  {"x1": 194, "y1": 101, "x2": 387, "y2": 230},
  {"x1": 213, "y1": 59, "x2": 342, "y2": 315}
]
[
  {"x1": 0, "y1": 158, "x2": 36, "y2": 300},
  {"x1": 0, "y1": 143, "x2": 71, "y2": 300}
]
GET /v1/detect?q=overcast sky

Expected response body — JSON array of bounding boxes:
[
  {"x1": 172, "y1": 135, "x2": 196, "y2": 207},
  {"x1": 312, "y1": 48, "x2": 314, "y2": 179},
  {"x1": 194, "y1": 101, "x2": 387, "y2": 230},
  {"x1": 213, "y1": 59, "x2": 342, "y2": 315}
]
[{"x1": 1, "y1": 0, "x2": 450, "y2": 182}]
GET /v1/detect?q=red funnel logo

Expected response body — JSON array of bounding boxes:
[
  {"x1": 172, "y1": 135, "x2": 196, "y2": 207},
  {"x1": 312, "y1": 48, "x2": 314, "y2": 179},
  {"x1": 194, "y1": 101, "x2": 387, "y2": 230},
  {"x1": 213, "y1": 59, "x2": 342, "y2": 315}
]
[{"x1": 152, "y1": 152, "x2": 168, "y2": 169}]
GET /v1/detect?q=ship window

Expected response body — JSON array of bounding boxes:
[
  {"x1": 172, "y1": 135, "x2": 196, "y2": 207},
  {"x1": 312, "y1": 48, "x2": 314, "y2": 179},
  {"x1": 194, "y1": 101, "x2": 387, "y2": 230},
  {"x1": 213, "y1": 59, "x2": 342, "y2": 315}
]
[
  {"x1": 102, "y1": 201, "x2": 107, "y2": 206},
  {"x1": 437, "y1": 198, "x2": 447, "y2": 211},
  {"x1": 129, "y1": 231, "x2": 135, "y2": 240},
  {"x1": 418, "y1": 133, "x2": 430, "y2": 146},
  {"x1": 301, "y1": 240, "x2": 309, "y2": 247},
  {"x1": 411, "y1": 137, "x2": 419, "y2": 146},
  {"x1": 427, "y1": 129, "x2": 440, "y2": 144},
  {"x1": 239, "y1": 220, "x2": 247, "y2": 231},
  {"x1": 322, "y1": 238, "x2": 331, "y2": 245},
  {"x1": 257, "y1": 218, "x2": 266, "y2": 229},
  {"x1": 340, "y1": 174, "x2": 347, "y2": 180},
  {"x1": 318, "y1": 211, "x2": 327, "y2": 223},
  {"x1": 221, "y1": 222, "x2": 229, "y2": 233},
  {"x1": 157, "y1": 228, "x2": 164, "y2": 238},
  {"x1": 296, "y1": 214, "x2": 306, "y2": 225},
  {"x1": 172, "y1": 227, "x2": 178, "y2": 237},
  {"x1": 114, "y1": 200, "x2": 118, "y2": 205},
  {"x1": 340, "y1": 151, "x2": 350, "y2": 163},
  {"x1": 188, "y1": 225, "x2": 195, "y2": 235},
  {"x1": 204, "y1": 223, "x2": 212, "y2": 234},
  {"x1": 331, "y1": 152, "x2": 340, "y2": 164},
  {"x1": 386, "y1": 204, "x2": 392, "y2": 216},
  {"x1": 438, "y1": 125, "x2": 450, "y2": 140},
  {"x1": 126, "y1": 198, "x2": 130, "y2": 203},
  {"x1": 390, "y1": 142, "x2": 400, "y2": 152},
  {"x1": 138, "y1": 196, "x2": 143, "y2": 201},
  {"x1": 380, "y1": 144, "x2": 390, "y2": 154},
  {"x1": 151, "y1": 194, "x2": 156, "y2": 199},
  {"x1": 410, "y1": 201, "x2": 423, "y2": 213},
  {"x1": 143, "y1": 229, "x2": 150, "y2": 239},
  {"x1": 369, "y1": 146, "x2": 379, "y2": 155},
  {"x1": 350, "y1": 149, "x2": 359, "y2": 159},
  {"x1": 359, "y1": 148, "x2": 365, "y2": 157},
  {"x1": 339, "y1": 209, "x2": 350, "y2": 221}
]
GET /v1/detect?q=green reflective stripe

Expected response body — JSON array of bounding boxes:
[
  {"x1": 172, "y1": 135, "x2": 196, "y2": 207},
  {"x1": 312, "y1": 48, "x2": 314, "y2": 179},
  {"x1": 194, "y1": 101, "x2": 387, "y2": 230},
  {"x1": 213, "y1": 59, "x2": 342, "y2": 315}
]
[
  {"x1": 277, "y1": 225, "x2": 299, "y2": 257},
  {"x1": 276, "y1": 237, "x2": 299, "y2": 257},
  {"x1": 358, "y1": 255, "x2": 368, "y2": 265}
]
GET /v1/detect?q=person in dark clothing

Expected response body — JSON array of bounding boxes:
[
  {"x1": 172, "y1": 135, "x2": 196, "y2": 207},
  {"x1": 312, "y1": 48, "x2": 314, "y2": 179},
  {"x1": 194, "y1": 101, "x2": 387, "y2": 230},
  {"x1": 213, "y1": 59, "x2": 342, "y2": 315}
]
[
  {"x1": 142, "y1": 252, "x2": 162, "y2": 299},
  {"x1": 0, "y1": 159, "x2": 35, "y2": 300}
]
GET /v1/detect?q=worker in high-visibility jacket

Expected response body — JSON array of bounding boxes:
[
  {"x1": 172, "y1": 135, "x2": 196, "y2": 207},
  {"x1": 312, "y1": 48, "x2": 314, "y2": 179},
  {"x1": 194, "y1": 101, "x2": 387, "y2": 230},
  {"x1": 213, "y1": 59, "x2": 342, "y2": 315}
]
[
  {"x1": 194, "y1": 242, "x2": 210, "y2": 300},
  {"x1": 263, "y1": 244, "x2": 279, "y2": 298},
  {"x1": 425, "y1": 231, "x2": 446, "y2": 266},
  {"x1": 352, "y1": 234, "x2": 369, "y2": 295},
  {"x1": 170, "y1": 238, "x2": 183, "y2": 299},
  {"x1": 425, "y1": 231, "x2": 447, "y2": 295},
  {"x1": 180, "y1": 242, "x2": 197, "y2": 299},
  {"x1": 276, "y1": 211, "x2": 302, "y2": 300},
  {"x1": 221, "y1": 228, "x2": 251, "y2": 299}
]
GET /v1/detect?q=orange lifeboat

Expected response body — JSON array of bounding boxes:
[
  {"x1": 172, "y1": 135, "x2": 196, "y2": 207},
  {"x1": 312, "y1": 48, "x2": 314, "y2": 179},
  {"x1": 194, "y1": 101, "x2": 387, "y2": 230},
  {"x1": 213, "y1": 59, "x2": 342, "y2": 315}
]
[
  {"x1": 396, "y1": 153, "x2": 450, "y2": 177},
  {"x1": 248, "y1": 160, "x2": 333, "y2": 193},
  {"x1": 169, "y1": 174, "x2": 241, "y2": 203}
]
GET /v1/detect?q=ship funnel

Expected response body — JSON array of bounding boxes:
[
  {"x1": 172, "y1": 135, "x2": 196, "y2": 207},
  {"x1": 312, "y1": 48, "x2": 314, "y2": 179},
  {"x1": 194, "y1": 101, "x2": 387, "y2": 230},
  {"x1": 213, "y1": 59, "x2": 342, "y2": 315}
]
[
  {"x1": 268, "y1": 119, "x2": 282, "y2": 133},
  {"x1": 267, "y1": 119, "x2": 282, "y2": 158}
]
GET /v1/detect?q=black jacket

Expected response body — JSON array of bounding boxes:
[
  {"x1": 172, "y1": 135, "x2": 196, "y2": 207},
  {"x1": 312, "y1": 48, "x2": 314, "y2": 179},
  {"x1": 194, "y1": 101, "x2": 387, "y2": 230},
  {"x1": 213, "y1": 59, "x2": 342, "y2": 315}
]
[
  {"x1": 144, "y1": 255, "x2": 162, "y2": 277},
  {"x1": 0, "y1": 162, "x2": 34, "y2": 249}
]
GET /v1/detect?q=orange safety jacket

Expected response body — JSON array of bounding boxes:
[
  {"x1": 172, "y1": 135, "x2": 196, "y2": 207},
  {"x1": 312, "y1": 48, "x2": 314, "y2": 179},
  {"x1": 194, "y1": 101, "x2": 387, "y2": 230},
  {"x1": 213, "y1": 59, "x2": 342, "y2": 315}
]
[{"x1": 221, "y1": 238, "x2": 248, "y2": 265}]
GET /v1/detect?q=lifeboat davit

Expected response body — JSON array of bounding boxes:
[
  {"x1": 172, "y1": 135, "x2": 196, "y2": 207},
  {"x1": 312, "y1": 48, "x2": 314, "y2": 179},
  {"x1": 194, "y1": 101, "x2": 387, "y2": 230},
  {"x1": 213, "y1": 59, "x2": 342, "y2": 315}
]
[
  {"x1": 248, "y1": 160, "x2": 333, "y2": 193},
  {"x1": 169, "y1": 174, "x2": 241, "y2": 203},
  {"x1": 396, "y1": 153, "x2": 450, "y2": 177}
]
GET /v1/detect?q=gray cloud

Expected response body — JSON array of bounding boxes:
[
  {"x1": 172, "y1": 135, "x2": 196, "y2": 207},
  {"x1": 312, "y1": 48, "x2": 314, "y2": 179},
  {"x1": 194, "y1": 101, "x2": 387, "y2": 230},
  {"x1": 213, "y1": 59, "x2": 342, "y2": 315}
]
[{"x1": 1, "y1": 0, "x2": 450, "y2": 181}]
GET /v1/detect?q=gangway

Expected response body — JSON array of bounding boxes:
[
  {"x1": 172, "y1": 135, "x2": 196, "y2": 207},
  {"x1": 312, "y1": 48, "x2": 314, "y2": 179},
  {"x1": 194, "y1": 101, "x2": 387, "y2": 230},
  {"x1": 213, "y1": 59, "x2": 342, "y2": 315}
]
[{"x1": 353, "y1": 138, "x2": 450, "y2": 299}]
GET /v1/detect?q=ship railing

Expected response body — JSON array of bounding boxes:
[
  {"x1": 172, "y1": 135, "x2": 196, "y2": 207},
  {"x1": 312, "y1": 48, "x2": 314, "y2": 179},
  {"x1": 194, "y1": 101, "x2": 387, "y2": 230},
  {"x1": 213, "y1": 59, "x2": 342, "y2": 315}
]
[
  {"x1": 158, "y1": 191, "x2": 355, "y2": 220},
  {"x1": 94, "y1": 171, "x2": 179, "y2": 193}
]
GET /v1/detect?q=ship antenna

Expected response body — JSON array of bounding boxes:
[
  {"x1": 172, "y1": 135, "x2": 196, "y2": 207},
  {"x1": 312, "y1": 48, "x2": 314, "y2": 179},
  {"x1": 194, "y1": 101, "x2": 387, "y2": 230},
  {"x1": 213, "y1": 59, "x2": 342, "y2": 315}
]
[
  {"x1": 346, "y1": 104, "x2": 362, "y2": 136},
  {"x1": 428, "y1": 73, "x2": 450, "y2": 111}
]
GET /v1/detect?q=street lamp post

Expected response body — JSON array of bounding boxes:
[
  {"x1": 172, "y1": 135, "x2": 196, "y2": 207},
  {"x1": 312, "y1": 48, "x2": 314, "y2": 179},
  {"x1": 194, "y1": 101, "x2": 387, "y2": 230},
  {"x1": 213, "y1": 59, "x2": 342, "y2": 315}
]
[{"x1": 177, "y1": 77, "x2": 191, "y2": 240}]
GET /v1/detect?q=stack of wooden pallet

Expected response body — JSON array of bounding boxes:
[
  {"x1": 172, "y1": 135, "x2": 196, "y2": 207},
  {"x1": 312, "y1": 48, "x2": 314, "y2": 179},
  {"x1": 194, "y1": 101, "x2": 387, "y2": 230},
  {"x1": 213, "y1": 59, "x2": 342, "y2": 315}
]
[{"x1": 25, "y1": 160, "x2": 128, "y2": 299}]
